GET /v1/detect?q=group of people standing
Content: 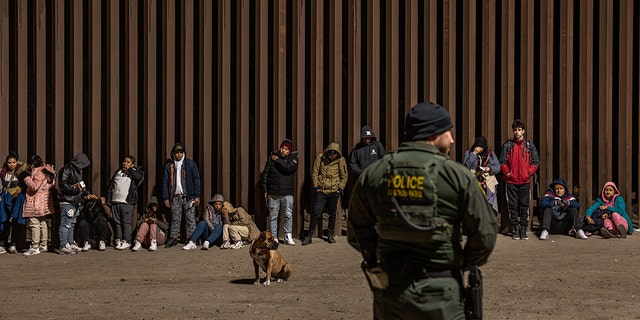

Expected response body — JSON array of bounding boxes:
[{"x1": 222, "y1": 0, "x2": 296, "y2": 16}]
[
  {"x1": 461, "y1": 120, "x2": 634, "y2": 241},
  {"x1": 0, "y1": 127, "x2": 388, "y2": 255}
]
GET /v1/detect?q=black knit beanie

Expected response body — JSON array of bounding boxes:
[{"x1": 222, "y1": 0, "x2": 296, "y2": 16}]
[{"x1": 404, "y1": 102, "x2": 453, "y2": 141}]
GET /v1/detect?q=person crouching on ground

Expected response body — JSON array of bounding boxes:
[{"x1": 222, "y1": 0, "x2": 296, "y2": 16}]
[
  {"x1": 538, "y1": 178, "x2": 586, "y2": 240},
  {"x1": 183, "y1": 194, "x2": 224, "y2": 250},
  {"x1": 132, "y1": 196, "x2": 168, "y2": 251},
  {"x1": 584, "y1": 181, "x2": 634, "y2": 238},
  {"x1": 220, "y1": 200, "x2": 260, "y2": 249}
]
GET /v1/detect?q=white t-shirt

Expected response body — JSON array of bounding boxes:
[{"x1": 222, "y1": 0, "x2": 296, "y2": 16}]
[{"x1": 111, "y1": 170, "x2": 132, "y2": 203}]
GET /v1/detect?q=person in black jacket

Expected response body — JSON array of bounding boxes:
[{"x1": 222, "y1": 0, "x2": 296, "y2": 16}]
[
  {"x1": 261, "y1": 139, "x2": 298, "y2": 245},
  {"x1": 348, "y1": 125, "x2": 386, "y2": 177},
  {"x1": 57, "y1": 153, "x2": 98, "y2": 254}
]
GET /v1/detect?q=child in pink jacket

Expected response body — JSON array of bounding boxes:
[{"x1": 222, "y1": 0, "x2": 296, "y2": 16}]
[{"x1": 22, "y1": 155, "x2": 56, "y2": 256}]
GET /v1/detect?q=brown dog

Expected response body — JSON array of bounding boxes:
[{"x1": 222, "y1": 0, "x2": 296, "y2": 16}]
[{"x1": 250, "y1": 231, "x2": 291, "y2": 285}]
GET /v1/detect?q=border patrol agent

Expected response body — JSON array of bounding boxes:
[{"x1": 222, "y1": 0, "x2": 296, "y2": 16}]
[{"x1": 348, "y1": 102, "x2": 498, "y2": 320}]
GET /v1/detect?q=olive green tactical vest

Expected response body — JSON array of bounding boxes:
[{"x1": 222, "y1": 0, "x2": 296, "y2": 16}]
[{"x1": 375, "y1": 151, "x2": 453, "y2": 243}]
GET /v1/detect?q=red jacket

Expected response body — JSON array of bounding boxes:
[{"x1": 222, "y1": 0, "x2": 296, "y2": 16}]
[{"x1": 499, "y1": 138, "x2": 539, "y2": 185}]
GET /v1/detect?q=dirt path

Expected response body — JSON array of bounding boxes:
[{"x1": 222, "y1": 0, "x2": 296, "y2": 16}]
[{"x1": 2, "y1": 231, "x2": 638, "y2": 319}]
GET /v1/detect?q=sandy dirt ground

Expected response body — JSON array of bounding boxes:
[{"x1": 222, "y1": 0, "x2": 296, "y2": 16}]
[{"x1": 2, "y1": 228, "x2": 639, "y2": 320}]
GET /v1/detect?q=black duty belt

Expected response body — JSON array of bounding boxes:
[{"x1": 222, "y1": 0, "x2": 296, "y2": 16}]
[{"x1": 412, "y1": 267, "x2": 454, "y2": 279}]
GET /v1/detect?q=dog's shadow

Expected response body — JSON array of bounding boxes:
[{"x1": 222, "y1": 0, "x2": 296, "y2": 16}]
[{"x1": 230, "y1": 278, "x2": 257, "y2": 285}]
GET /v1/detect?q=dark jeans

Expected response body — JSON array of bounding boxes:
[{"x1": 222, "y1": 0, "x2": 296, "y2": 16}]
[
  {"x1": 541, "y1": 207, "x2": 582, "y2": 234},
  {"x1": 506, "y1": 183, "x2": 530, "y2": 228},
  {"x1": 77, "y1": 219, "x2": 113, "y2": 248},
  {"x1": 309, "y1": 192, "x2": 339, "y2": 235}
]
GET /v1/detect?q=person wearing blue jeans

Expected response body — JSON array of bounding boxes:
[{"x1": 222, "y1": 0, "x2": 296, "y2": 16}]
[
  {"x1": 57, "y1": 153, "x2": 98, "y2": 254},
  {"x1": 183, "y1": 194, "x2": 225, "y2": 250},
  {"x1": 261, "y1": 139, "x2": 299, "y2": 245}
]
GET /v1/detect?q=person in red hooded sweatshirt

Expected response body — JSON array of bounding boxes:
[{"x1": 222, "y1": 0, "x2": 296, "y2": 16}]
[{"x1": 499, "y1": 119, "x2": 539, "y2": 240}]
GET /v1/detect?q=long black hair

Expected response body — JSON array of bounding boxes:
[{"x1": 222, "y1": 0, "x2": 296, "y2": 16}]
[{"x1": 27, "y1": 155, "x2": 44, "y2": 168}]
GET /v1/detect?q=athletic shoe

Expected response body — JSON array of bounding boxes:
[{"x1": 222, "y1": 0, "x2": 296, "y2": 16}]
[
  {"x1": 39, "y1": 245, "x2": 48, "y2": 252},
  {"x1": 182, "y1": 241, "x2": 197, "y2": 250},
  {"x1": 539, "y1": 230, "x2": 549, "y2": 240},
  {"x1": 165, "y1": 238, "x2": 178, "y2": 248},
  {"x1": 202, "y1": 241, "x2": 210, "y2": 250},
  {"x1": 220, "y1": 241, "x2": 231, "y2": 249},
  {"x1": 617, "y1": 224, "x2": 627, "y2": 239},
  {"x1": 115, "y1": 240, "x2": 122, "y2": 250},
  {"x1": 82, "y1": 241, "x2": 92, "y2": 251},
  {"x1": 284, "y1": 233, "x2": 295, "y2": 246},
  {"x1": 98, "y1": 241, "x2": 106, "y2": 251},
  {"x1": 132, "y1": 241, "x2": 142, "y2": 251},
  {"x1": 120, "y1": 241, "x2": 131, "y2": 250},
  {"x1": 0, "y1": 247, "x2": 6, "y2": 254},
  {"x1": 600, "y1": 227, "x2": 614, "y2": 238},
  {"x1": 59, "y1": 244, "x2": 77, "y2": 255},
  {"x1": 230, "y1": 241, "x2": 244, "y2": 249},
  {"x1": 23, "y1": 247, "x2": 40, "y2": 256},
  {"x1": 576, "y1": 229, "x2": 588, "y2": 239},
  {"x1": 70, "y1": 243, "x2": 81, "y2": 253},
  {"x1": 8, "y1": 245, "x2": 17, "y2": 254},
  {"x1": 149, "y1": 240, "x2": 157, "y2": 251}
]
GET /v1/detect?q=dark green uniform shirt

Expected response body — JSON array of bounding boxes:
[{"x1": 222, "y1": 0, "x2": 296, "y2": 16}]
[{"x1": 348, "y1": 142, "x2": 498, "y2": 270}]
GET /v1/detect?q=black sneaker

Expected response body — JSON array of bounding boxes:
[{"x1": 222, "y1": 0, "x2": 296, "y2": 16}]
[
  {"x1": 511, "y1": 229, "x2": 520, "y2": 240},
  {"x1": 600, "y1": 228, "x2": 614, "y2": 239},
  {"x1": 520, "y1": 228, "x2": 528, "y2": 240},
  {"x1": 617, "y1": 224, "x2": 627, "y2": 238},
  {"x1": 165, "y1": 238, "x2": 178, "y2": 248}
]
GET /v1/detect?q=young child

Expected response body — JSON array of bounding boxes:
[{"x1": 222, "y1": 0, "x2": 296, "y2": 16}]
[
  {"x1": 22, "y1": 155, "x2": 56, "y2": 256},
  {"x1": 106, "y1": 154, "x2": 144, "y2": 250},
  {"x1": 132, "y1": 196, "x2": 168, "y2": 251},
  {"x1": 584, "y1": 182, "x2": 634, "y2": 238}
]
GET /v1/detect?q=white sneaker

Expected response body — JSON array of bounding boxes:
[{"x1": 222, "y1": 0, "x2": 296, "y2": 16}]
[
  {"x1": 23, "y1": 247, "x2": 40, "y2": 256},
  {"x1": 115, "y1": 239, "x2": 122, "y2": 250},
  {"x1": 81, "y1": 241, "x2": 92, "y2": 251},
  {"x1": 221, "y1": 241, "x2": 231, "y2": 249},
  {"x1": 39, "y1": 245, "x2": 48, "y2": 252},
  {"x1": 576, "y1": 229, "x2": 588, "y2": 239},
  {"x1": 120, "y1": 241, "x2": 131, "y2": 250},
  {"x1": 149, "y1": 240, "x2": 157, "y2": 251},
  {"x1": 98, "y1": 241, "x2": 106, "y2": 251},
  {"x1": 182, "y1": 241, "x2": 197, "y2": 250},
  {"x1": 59, "y1": 243, "x2": 76, "y2": 255},
  {"x1": 132, "y1": 241, "x2": 142, "y2": 251},
  {"x1": 285, "y1": 233, "x2": 295, "y2": 246},
  {"x1": 202, "y1": 241, "x2": 210, "y2": 250},
  {"x1": 539, "y1": 230, "x2": 549, "y2": 240},
  {"x1": 0, "y1": 246, "x2": 6, "y2": 254},
  {"x1": 8, "y1": 245, "x2": 16, "y2": 254},
  {"x1": 230, "y1": 241, "x2": 244, "y2": 249},
  {"x1": 70, "y1": 243, "x2": 81, "y2": 253}
]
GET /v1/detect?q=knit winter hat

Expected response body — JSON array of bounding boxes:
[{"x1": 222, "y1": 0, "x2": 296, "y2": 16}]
[
  {"x1": 280, "y1": 139, "x2": 293, "y2": 150},
  {"x1": 404, "y1": 102, "x2": 453, "y2": 141},
  {"x1": 210, "y1": 194, "x2": 225, "y2": 204}
]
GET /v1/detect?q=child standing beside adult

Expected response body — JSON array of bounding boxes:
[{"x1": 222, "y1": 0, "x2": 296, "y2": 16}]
[{"x1": 106, "y1": 154, "x2": 144, "y2": 250}]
